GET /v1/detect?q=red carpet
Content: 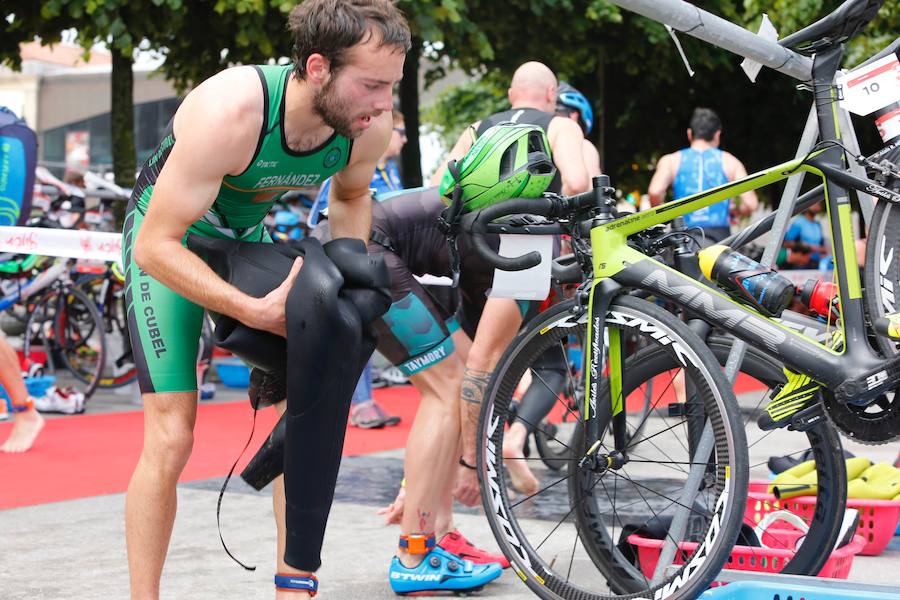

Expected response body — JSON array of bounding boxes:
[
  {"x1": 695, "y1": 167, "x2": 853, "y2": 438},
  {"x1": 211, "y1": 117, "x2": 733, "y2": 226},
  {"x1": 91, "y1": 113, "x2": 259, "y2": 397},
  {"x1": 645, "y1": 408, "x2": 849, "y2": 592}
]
[{"x1": 0, "y1": 386, "x2": 421, "y2": 510}]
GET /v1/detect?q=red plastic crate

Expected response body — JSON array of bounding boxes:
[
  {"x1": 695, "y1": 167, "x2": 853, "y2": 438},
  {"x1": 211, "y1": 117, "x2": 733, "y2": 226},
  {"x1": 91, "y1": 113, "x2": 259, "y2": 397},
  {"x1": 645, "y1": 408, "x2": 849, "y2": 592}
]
[
  {"x1": 746, "y1": 480, "x2": 900, "y2": 556},
  {"x1": 629, "y1": 529, "x2": 865, "y2": 585}
]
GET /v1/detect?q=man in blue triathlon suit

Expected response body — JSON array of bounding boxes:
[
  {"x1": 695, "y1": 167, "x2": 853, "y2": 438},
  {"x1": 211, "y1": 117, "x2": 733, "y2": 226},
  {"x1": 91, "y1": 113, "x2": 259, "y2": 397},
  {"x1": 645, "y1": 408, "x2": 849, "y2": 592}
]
[
  {"x1": 648, "y1": 107, "x2": 758, "y2": 242},
  {"x1": 121, "y1": 2, "x2": 409, "y2": 598}
]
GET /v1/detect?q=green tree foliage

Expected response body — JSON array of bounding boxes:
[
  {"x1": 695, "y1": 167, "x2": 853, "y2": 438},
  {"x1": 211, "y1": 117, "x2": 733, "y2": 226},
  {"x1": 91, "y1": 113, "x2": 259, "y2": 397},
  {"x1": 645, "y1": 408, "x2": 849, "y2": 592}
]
[
  {"x1": 4, "y1": 0, "x2": 897, "y2": 200},
  {"x1": 3, "y1": 0, "x2": 189, "y2": 191},
  {"x1": 422, "y1": 74, "x2": 508, "y2": 150},
  {"x1": 420, "y1": 0, "x2": 897, "y2": 198}
]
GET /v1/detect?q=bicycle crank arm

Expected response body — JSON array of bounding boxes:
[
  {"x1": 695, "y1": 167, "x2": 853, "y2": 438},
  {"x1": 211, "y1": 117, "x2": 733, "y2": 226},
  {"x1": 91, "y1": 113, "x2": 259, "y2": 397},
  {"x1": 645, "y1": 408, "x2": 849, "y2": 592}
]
[{"x1": 833, "y1": 354, "x2": 900, "y2": 406}]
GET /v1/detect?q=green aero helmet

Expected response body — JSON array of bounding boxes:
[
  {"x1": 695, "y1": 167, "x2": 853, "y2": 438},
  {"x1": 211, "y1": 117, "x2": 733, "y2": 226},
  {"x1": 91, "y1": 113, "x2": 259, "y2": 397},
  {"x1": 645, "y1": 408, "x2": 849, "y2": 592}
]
[{"x1": 439, "y1": 122, "x2": 556, "y2": 212}]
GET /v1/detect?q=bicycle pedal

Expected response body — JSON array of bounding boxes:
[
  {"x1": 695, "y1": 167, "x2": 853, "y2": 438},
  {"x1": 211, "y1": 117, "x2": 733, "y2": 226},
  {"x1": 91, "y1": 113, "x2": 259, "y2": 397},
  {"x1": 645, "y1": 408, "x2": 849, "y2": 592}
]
[
  {"x1": 874, "y1": 312, "x2": 900, "y2": 340},
  {"x1": 787, "y1": 403, "x2": 825, "y2": 432}
]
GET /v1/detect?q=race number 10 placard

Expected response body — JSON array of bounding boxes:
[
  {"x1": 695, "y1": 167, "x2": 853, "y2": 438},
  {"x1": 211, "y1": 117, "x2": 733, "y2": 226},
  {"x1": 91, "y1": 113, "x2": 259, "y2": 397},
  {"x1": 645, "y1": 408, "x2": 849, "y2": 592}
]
[{"x1": 837, "y1": 53, "x2": 900, "y2": 116}]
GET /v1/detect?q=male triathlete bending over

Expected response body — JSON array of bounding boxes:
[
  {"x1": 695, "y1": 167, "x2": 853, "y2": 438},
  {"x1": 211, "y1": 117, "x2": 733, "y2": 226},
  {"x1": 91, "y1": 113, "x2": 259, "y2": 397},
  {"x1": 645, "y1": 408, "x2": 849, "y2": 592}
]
[
  {"x1": 122, "y1": 2, "x2": 409, "y2": 598},
  {"x1": 432, "y1": 61, "x2": 591, "y2": 501}
]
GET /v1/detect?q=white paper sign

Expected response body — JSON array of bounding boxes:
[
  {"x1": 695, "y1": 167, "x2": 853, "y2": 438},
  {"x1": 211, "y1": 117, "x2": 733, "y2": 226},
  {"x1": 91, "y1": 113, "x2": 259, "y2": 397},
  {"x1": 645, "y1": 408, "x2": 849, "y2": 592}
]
[
  {"x1": 837, "y1": 54, "x2": 900, "y2": 116},
  {"x1": 741, "y1": 14, "x2": 779, "y2": 83},
  {"x1": 0, "y1": 226, "x2": 122, "y2": 262},
  {"x1": 876, "y1": 106, "x2": 900, "y2": 142},
  {"x1": 489, "y1": 234, "x2": 553, "y2": 301}
]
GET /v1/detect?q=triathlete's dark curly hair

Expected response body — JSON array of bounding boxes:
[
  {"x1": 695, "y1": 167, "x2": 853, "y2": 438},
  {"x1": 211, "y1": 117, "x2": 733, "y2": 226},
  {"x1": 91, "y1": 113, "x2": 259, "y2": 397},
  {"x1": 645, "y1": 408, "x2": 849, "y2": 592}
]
[
  {"x1": 689, "y1": 107, "x2": 722, "y2": 142},
  {"x1": 289, "y1": 0, "x2": 411, "y2": 81}
]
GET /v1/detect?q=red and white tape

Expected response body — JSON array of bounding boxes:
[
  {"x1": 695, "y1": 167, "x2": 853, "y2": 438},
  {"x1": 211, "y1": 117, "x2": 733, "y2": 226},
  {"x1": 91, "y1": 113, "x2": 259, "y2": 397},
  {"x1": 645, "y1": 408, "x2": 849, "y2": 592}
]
[{"x1": 0, "y1": 227, "x2": 122, "y2": 263}]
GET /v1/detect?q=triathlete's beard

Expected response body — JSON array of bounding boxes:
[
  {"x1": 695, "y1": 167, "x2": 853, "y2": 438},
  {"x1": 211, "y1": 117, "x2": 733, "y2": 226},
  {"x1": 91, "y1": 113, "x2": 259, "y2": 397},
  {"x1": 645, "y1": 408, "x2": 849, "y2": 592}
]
[{"x1": 313, "y1": 76, "x2": 357, "y2": 139}]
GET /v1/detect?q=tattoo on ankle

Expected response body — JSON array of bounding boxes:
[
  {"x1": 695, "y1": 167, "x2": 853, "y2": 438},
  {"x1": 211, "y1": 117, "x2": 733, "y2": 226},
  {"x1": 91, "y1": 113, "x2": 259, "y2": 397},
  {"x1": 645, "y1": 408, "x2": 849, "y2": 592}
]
[
  {"x1": 461, "y1": 368, "x2": 490, "y2": 405},
  {"x1": 417, "y1": 508, "x2": 431, "y2": 532}
]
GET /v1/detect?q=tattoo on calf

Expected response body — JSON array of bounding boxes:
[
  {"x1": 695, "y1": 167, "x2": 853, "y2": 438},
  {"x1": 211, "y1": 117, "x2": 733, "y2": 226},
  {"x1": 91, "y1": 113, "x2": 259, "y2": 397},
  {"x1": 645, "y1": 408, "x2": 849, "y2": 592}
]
[{"x1": 461, "y1": 368, "x2": 490, "y2": 405}]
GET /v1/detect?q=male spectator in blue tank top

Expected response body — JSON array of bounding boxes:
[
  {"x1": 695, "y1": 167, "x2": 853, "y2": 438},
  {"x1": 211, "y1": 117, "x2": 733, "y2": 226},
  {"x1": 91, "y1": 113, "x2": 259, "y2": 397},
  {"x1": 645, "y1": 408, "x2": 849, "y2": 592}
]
[
  {"x1": 648, "y1": 107, "x2": 758, "y2": 242},
  {"x1": 783, "y1": 204, "x2": 830, "y2": 269}
]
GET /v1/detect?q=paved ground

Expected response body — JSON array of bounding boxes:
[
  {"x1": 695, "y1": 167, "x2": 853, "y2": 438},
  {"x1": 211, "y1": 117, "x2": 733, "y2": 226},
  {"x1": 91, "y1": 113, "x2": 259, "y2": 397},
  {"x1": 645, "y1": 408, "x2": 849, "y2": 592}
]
[{"x1": 2, "y1": 382, "x2": 900, "y2": 599}]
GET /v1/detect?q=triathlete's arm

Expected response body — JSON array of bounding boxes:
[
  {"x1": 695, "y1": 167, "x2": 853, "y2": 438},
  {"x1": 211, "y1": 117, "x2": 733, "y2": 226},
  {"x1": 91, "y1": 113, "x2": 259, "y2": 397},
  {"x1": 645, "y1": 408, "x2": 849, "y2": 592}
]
[
  {"x1": 648, "y1": 153, "x2": 677, "y2": 206},
  {"x1": 723, "y1": 152, "x2": 759, "y2": 216},
  {"x1": 328, "y1": 111, "x2": 393, "y2": 240},
  {"x1": 547, "y1": 116, "x2": 590, "y2": 195},
  {"x1": 134, "y1": 67, "x2": 298, "y2": 337},
  {"x1": 428, "y1": 122, "x2": 481, "y2": 186},
  {"x1": 583, "y1": 139, "x2": 602, "y2": 179}
]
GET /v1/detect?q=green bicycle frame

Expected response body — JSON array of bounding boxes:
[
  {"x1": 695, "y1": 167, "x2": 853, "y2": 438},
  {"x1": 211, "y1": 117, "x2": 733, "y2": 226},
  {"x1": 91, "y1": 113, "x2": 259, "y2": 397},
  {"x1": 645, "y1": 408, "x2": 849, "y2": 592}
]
[{"x1": 580, "y1": 150, "x2": 899, "y2": 425}]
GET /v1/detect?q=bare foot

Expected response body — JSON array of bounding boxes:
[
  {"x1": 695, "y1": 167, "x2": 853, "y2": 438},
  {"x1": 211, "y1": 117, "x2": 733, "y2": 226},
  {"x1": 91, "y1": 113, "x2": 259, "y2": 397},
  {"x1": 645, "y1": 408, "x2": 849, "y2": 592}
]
[
  {"x1": 1, "y1": 408, "x2": 44, "y2": 453},
  {"x1": 502, "y1": 438, "x2": 539, "y2": 497}
]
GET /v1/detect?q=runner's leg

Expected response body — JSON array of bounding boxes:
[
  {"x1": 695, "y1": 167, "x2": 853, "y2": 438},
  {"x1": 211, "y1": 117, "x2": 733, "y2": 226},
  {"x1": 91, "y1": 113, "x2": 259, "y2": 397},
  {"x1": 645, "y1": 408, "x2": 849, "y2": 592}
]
[
  {"x1": 399, "y1": 353, "x2": 464, "y2": 566},
  {"x1": 125, "y1": 391, "x2": 197, "y2": 599},
  {"x1": 0, "y1": 334, "x2": 43, "y2": 453}
]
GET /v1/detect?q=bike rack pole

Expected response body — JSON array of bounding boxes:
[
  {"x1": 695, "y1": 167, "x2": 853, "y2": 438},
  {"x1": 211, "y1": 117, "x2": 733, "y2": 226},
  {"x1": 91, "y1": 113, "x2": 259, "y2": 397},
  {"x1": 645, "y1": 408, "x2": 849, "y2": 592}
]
[
  {"x1": 760, "y1": 105, "x2": 820, "y2": 268},
  {"x1": 650, "y1": 106, "x2": 819, "y2": 586},
  {"x1": 650, "y1": 421, "x2": 715, "y2": 584},
  {"x1": 607, "y1": 0, "x2": 812, "y2": 81},
  {"x1": 838, "y1": 107, "x2": 876, "y2": 225}
]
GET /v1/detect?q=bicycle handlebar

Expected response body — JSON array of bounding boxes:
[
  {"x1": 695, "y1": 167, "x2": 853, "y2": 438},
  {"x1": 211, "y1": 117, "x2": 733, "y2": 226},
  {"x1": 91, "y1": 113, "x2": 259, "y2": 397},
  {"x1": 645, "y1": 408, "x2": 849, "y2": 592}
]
[
  {"x1": 462, "y1": 178, "x2": 612, "y2": 272},
  {"x1": 466, "y1": 198, "x2": 556, "y2": 271}
]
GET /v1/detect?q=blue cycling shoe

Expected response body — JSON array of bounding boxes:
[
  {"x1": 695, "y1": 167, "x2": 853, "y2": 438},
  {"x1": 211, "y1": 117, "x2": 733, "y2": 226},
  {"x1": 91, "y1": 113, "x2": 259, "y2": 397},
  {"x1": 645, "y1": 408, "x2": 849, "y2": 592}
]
[{"x1": 389, "y1": 546, "x2": 503, "y2": 595}]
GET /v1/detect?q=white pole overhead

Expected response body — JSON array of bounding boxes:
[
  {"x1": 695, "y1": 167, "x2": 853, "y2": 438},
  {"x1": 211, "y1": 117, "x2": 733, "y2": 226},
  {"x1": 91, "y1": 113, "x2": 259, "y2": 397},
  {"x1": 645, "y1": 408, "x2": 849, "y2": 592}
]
[{"x1": 608, "y1": 0, "x2": 814, "y2": 81}]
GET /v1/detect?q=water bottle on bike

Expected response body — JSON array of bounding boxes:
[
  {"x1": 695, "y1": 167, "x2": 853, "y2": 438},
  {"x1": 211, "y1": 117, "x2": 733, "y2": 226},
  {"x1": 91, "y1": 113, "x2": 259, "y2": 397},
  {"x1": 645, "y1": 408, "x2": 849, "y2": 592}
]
[{"x1": 698, "y1": 244, "x2": 794, "y2": 317}]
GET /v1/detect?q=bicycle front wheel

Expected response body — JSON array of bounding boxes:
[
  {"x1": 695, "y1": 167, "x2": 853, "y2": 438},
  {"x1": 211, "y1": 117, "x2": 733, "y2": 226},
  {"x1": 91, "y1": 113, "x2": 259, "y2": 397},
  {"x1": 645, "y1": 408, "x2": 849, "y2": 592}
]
[
  {"x1": 24, "y1": 285, "x2": 106, "y2": 399},
  {"x1": 477, "y1": 296, "x2": 748, "y2": 600}
]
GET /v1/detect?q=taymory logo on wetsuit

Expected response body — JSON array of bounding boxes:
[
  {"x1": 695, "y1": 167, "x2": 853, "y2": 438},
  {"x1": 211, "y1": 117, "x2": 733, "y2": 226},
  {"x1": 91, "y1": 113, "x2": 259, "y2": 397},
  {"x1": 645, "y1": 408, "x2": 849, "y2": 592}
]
[{"x1": 401, "y1": 346, "x2": 448, "y2": 373}]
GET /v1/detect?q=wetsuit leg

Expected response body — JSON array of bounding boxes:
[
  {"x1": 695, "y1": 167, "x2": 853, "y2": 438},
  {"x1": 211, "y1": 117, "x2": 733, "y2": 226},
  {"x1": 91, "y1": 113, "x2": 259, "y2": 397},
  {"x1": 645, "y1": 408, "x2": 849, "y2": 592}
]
[
  {"x1": 240, "y1": 248, "x2": 453, "y2": 491},
  {"x1": 281, "y1": 237, "x2": 390, "y2": 571},
  {"x1": 188, "y1": 235, "x2": 390, "y2": 569},
  {"x1": 514, "y1": 346, "x2": 569, "y2": 433}
]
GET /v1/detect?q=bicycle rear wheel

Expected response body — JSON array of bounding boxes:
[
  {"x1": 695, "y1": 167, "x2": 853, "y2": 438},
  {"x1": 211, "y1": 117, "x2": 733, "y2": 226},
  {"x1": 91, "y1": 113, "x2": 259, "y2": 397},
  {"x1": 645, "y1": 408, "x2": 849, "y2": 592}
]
[{"x1": 477, "y1": 296, "x2": 748, "y2": 600}]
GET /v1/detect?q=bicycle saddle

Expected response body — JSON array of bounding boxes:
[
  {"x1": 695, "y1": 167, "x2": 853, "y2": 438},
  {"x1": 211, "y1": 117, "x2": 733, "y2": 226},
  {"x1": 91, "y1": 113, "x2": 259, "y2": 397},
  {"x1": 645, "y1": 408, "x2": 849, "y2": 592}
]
[{"x1": 778, "y1": 0, "x2": 883, "y2": 54}]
